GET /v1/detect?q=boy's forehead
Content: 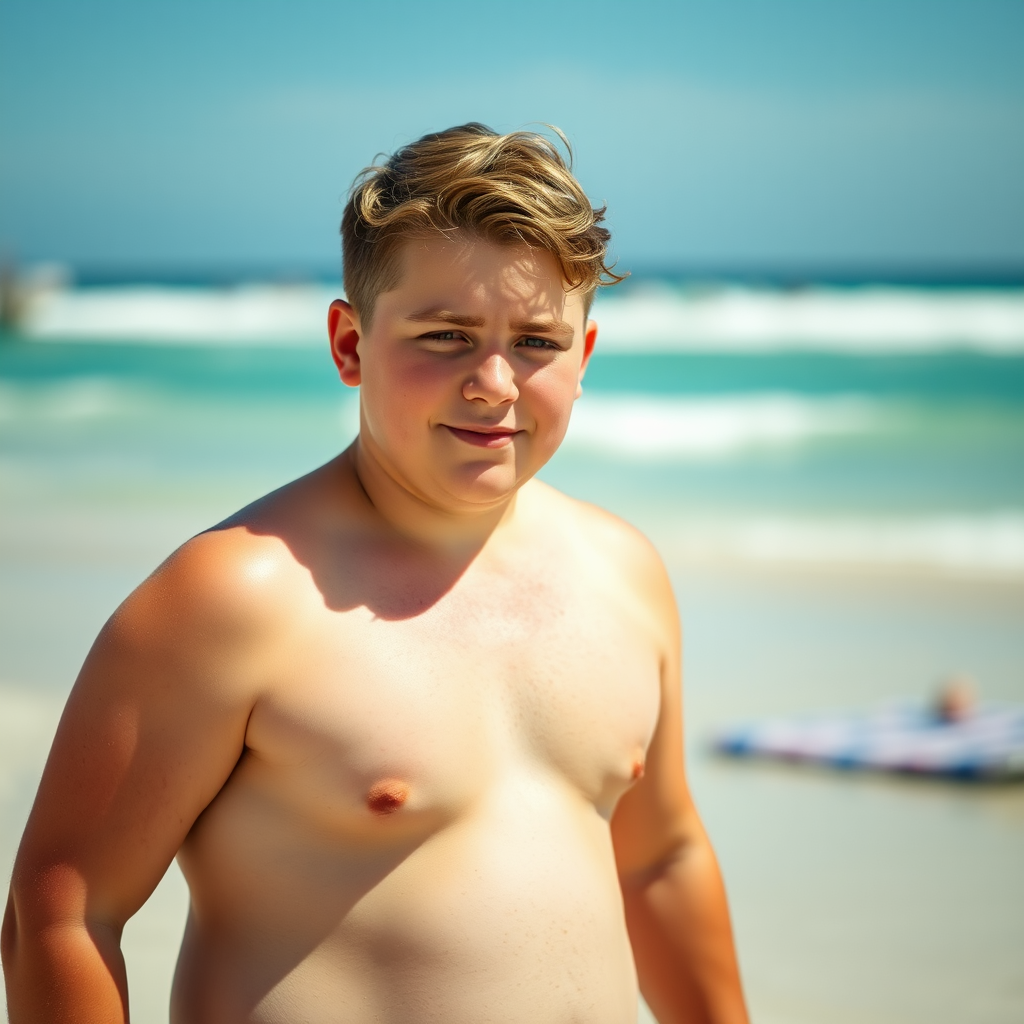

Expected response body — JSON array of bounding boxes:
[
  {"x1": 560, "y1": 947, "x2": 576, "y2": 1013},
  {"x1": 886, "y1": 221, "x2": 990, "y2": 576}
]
[{"x1": 379, "y1": 234, "x2": 585, "y2": 329}]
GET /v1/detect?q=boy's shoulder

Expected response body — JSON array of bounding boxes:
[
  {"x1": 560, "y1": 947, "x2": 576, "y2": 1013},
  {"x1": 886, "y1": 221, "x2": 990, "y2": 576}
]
[
  {"x1": 114, "y1": 462, "x2": 349, "y2": 652},
  {"x1": 524, "y1": 480, "x2": 678, "y2": 628}
]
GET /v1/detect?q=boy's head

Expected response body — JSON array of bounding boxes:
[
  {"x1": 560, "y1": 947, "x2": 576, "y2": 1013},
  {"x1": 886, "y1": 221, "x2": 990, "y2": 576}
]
[
  {"x1": 331, "y1": 124, "x2": 621, "y2": 515},
  {"x1": 341, "y1": 123, "x2": 621, "y2": 328}
]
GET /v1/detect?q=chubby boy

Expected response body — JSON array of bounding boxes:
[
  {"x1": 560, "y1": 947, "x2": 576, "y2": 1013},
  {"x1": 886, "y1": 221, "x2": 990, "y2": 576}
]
[{"x1": 3, "y1": 124, "x2": 748, "y2": 1023}]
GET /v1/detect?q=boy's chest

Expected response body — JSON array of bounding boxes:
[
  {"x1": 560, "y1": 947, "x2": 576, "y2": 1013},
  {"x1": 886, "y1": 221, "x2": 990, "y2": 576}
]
[{"x1": 245, "y1": 565, "x2": 662, "y2": 829}]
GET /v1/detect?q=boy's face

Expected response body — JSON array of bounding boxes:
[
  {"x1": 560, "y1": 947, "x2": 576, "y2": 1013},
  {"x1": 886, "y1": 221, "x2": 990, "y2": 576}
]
[{"x1": 330, "y1": 234, "x2": 596, "y2": 515}]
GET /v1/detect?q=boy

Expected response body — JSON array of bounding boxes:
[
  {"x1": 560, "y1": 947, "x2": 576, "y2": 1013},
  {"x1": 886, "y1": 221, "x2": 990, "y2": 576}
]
[{"x1": 3, "y1": 124, "x2": 748, "y2": 1023}]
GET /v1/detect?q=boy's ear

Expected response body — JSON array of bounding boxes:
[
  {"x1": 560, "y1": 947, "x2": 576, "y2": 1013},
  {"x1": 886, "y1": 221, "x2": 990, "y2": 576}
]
[
  {"x1": 328, "y1": 299, "x2": 362, "y2": 387},
  {"x1": 576, "y1": 319, "x2": 598, "y2": 399}
]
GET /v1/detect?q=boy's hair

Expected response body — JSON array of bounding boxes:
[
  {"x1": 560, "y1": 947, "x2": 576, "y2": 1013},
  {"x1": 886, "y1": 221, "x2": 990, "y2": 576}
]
[{"x1": 341, "y1": 123, "x2": 624, "y2": 326}]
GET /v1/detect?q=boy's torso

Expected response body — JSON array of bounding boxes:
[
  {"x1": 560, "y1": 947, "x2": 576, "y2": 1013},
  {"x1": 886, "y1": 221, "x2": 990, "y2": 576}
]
[{"x1": 170, "y1": 462, "x2": 664, "y2": 1024}]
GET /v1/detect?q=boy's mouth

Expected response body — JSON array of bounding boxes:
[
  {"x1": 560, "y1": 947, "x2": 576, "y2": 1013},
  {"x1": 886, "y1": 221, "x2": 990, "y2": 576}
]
[{"x1": 444, "y1": 425, "x2": 520, "y2": 448}]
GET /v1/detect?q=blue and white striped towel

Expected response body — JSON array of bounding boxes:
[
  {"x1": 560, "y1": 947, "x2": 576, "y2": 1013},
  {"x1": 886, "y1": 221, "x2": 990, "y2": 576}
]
[{"x1": 714, "y1": 702, "x2": 1024, "y2": 780}]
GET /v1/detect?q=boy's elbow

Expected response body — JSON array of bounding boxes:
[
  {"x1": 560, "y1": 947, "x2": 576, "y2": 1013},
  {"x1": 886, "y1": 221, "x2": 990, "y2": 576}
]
[
  {"x1": 617, "y1": 818, "x2": 715, "y2": 892},
  {"x1": 3, "y1": 866, "x2": 124, "y2": 1010},
  {"x1": 4, "y1": 858, "x2": 99, "y2": 953},
  {"x1": 0, "y1": 884, "x2": 46, "y2": 997},
  {"x1": 3, "y1": 874, "x2": 46, "y2": 980}
]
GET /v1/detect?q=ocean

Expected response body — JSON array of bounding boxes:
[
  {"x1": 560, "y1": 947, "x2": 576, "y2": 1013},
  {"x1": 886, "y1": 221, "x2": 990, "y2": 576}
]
[
  {"x1": 2, "y1": 279, "x2": 1024, "y2": 1024},
  {"x1": 4, "y1": 279, "x2": 1024, "y2": 579}
]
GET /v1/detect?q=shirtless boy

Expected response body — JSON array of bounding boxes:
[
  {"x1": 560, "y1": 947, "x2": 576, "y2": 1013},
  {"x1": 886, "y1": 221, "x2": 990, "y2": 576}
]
[{"x1": 3, "y1": 124, "x2": 748, "y2": 1023}]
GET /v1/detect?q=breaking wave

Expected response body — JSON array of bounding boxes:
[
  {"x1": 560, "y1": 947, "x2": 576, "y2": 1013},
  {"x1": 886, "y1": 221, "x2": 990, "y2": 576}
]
[
  {"x1": 660, "y1": 513, "x2": 1024, "y2": 578},
  {"x1": 21, "y1": 284, "x2": 335, "y2": 344},
  {"x1": 16, "y1": 282, "x2": 1024, "y2": 353},
  {"x1": 565, "y1": 392, "x2": 878, "y2": 459},
  {"x1": 593, "y1": 285, "x2": 1024, "y2": 354}
]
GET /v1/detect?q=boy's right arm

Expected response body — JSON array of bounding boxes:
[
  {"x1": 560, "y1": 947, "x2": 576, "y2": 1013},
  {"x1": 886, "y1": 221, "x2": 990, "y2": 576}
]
[{"x1": 1, "y1": 531, "x2": 274, "y2": 1023}]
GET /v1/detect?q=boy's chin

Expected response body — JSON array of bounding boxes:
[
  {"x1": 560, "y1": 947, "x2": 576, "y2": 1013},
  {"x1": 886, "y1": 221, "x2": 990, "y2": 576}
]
[{"x1": 436, "y1": 462, "x2": 531, "y2": 511}]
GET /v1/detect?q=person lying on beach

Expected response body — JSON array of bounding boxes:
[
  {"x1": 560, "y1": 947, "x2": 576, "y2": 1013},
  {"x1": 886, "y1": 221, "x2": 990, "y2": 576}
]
[{"x1": 2, "y1": 123, "x2": 749, "y2": 1024}]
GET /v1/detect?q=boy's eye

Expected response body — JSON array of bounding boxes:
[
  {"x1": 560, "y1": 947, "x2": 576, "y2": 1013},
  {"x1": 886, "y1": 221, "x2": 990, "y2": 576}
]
[
  {"x1": 420, "y1": 331, "x2": 469, "y2": 347},
  {"x1": 519, "y1": 337, "x2": 557, "y2": 350}
]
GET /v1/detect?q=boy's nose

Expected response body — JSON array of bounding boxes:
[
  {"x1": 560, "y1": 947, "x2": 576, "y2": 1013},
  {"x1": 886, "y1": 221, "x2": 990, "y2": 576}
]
[{"x1": 463, "y1": 353, "x2": 519, "y2": 405}]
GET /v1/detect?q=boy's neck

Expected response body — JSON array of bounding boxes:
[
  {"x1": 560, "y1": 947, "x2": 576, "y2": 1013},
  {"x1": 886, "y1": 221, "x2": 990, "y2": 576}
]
[{"x1": 346, "y1": 440, "x2": 519, "y2": 556}]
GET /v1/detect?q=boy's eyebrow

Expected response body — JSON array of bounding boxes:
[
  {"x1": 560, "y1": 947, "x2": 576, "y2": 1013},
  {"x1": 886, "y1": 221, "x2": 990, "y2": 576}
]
[
  {"x1": 509, "y1": 317, "x2": 575, "y2": 339},
  {"x1": 406, "y1": 308, "x2": 486, "y2": 328},
  {"x1": 407, "y1": 308, "x2": 574, "y2": 338}
]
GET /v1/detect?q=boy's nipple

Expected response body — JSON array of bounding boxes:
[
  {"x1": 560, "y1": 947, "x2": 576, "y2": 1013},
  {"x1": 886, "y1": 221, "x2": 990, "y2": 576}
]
[{"x1": 367, "y1": 779, "x2": 410, "y2": 815}]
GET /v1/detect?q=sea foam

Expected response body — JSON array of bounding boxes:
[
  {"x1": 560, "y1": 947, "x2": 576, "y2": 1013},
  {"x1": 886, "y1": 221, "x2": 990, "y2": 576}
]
[
  {"x1": 659, "y1": 513, "x2": 1024, "y2": 578},
  {"x1": 17, "y1": 282, "x2": 1024, "y2": 353},
  {"x1": 21, "y1": 284, "x2": 336, "y2": 344},
  {"x1": 593, "y1": 285, "x2": 1024, "y2": 354},
  {"x1": 565, "y1": 392, "x2": 877, "y2": 459}
]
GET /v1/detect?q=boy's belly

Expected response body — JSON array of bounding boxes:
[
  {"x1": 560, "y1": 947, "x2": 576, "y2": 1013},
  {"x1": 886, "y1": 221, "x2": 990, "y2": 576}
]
[{"x1": 172, "y1": 770, "x2": 639, "y2": 1024}]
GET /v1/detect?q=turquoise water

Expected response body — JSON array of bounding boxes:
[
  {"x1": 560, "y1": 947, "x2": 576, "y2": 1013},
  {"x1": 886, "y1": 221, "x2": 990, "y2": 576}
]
[{"x1": 3, "y1": 337, "x2": 1023, "y2": 525}]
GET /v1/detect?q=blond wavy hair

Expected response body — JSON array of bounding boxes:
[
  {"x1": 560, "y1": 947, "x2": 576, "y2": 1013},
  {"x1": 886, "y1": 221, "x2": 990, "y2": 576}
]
[{"x1": 341, "y1": 123, "x2": 624, "y2": 326}]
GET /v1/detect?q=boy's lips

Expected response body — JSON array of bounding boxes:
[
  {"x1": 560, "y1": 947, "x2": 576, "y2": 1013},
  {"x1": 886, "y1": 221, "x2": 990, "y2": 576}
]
[{"x1": 444, "y1": 424, "x2": 520, "y2": 448}]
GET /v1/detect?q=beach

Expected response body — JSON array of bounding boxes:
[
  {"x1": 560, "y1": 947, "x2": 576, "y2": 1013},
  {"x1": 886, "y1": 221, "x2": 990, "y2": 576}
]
[{"x1": 2, "y1": 284, "x2": 1023, "y2": 1022}]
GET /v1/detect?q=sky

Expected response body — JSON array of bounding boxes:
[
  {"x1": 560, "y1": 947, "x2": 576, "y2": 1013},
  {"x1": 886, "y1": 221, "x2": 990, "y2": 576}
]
[{"x1": 1, "y1": 0, "x2": 1022, "y2": 279}]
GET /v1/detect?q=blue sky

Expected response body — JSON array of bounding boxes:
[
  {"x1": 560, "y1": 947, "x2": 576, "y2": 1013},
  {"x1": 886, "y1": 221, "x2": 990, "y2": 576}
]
[{"x1": 1, "y1": 0, "x2": 1022, "y2": 276}]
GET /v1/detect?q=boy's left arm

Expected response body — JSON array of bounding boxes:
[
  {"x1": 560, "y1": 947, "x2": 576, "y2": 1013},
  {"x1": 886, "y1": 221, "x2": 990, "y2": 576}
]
[{"x1": 611, "y1": 557, "x2": 749, "y2": 1024}]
